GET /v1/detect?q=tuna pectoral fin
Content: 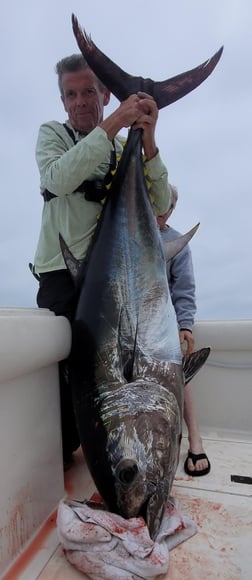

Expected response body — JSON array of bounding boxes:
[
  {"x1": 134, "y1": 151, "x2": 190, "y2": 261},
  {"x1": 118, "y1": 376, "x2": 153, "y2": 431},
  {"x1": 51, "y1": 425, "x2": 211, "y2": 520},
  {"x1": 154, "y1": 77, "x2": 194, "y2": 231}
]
[
  {"x1": 183, "y1": 347, "x2": 211, "y2": 385},
  {"x1": 59, "y1": 233, "x2": 83, "y2": 285},
  {"x1": 163, "y1": 223, "x2": 199, "y2": 261}
]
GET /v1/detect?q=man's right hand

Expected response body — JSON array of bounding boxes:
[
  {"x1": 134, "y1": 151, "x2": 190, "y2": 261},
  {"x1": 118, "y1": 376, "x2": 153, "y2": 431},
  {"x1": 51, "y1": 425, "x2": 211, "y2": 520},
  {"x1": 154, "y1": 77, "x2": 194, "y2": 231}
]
[{"x1": 99, "y1": 94, "x2": 143, "y2": 141}]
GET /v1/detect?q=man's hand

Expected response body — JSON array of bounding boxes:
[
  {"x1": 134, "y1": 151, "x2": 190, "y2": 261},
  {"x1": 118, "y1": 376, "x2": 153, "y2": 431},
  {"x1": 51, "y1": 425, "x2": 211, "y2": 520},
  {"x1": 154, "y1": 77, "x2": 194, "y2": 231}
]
[
  {"x1": 99, "y1": 92, "x2": 159, "y2": 157},
  {"x1": 133, "y1": 92, "x2": 158, "y2": 160},
  {"x1": 179, "y1": 329, "x2": 195, "y2": 357},
  {"x1": 99, "y1": 93, "x2": 143, "y2": 140}
]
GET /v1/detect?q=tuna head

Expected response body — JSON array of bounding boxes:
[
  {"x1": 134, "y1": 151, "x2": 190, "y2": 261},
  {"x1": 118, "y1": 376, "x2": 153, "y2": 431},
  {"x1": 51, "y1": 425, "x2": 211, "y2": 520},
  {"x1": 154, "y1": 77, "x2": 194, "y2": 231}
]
[{"x1": 101, "y1": 380, "x2": 182, "y2": 540}]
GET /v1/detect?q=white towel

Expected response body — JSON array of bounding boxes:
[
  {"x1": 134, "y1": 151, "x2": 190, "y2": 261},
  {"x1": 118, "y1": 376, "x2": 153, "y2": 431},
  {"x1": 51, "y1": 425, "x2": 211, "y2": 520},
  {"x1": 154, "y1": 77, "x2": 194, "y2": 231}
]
[{"x1": 57, "y1": 495, "x2": 197, "y2": 579}]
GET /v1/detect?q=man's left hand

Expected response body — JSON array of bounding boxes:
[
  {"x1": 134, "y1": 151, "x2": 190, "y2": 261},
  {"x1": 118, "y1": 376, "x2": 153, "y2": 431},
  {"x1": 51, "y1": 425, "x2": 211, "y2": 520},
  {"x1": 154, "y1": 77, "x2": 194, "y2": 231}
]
[{"x1": 132, "y1": 92, "x2": 158, "y2": 160}]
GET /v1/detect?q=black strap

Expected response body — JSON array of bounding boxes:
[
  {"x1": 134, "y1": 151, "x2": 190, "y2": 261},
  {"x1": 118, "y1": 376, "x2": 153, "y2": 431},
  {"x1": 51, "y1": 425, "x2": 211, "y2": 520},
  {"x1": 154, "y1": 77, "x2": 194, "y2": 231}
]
[
  {"x1": 29, "y1": 262, "x2": 40, "y2": 281},
  {"x1": 42, "y1": 190, "x2": 57, "y2": 201},
  {"x1": 63, "y1": 123, "x2": 77, "y2": 144}
]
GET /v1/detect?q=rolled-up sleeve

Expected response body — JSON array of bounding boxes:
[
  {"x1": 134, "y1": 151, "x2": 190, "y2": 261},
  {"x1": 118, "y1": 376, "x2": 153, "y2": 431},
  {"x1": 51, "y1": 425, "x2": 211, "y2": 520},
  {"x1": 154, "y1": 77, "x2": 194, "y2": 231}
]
[{"x1": 145, "y1": 152, "x2": 170, "y2": 215}]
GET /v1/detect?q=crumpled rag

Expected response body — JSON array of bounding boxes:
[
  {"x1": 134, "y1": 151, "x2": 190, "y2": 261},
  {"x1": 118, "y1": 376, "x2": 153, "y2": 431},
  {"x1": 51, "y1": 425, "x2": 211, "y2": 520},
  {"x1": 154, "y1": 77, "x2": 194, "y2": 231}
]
[{"x1": 57, "y1": 495, "x2": 197, "y2": 579}]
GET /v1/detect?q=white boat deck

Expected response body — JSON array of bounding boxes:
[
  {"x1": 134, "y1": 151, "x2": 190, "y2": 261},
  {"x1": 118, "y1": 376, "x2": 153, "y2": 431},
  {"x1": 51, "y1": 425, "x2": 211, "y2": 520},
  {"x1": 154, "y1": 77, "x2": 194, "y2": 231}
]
[{"x1": 3, "y1": 430, "x2": 252, "y2": 580}]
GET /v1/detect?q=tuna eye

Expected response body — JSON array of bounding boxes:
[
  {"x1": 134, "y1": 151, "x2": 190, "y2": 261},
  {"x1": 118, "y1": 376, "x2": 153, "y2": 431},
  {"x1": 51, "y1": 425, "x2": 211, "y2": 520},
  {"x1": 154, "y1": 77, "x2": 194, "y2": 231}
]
[
  {"x1": 119, "y1": 466, "x2": 137, "y2": 484},
  {"x1": 116, "y1": 460, "x2": 138, "y2": 485}
]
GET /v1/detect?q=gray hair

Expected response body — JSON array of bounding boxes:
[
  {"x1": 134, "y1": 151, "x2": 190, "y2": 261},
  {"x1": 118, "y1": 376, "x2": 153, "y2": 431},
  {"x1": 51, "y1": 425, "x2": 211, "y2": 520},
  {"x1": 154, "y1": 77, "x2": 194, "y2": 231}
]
[
  {"x1": 169, "y1": 184, "x2": 178, "y2": 210},
  {"x1": 55, "y1": 53, "x2": 106, "y2": 95}
]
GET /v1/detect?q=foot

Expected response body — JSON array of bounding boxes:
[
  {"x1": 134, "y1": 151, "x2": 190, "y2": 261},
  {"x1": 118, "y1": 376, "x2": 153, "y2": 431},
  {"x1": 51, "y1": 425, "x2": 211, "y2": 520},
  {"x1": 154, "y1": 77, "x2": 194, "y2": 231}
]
[{"x1": 184, "y1": 450, "x2": 211, "y2": 477}]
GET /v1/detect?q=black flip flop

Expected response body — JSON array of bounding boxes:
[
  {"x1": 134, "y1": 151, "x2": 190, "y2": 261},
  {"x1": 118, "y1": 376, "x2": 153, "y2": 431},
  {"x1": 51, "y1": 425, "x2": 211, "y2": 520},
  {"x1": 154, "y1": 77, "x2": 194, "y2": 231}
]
[{"x1": 184, "y1": 451, "x2": 211, "y2": 477}]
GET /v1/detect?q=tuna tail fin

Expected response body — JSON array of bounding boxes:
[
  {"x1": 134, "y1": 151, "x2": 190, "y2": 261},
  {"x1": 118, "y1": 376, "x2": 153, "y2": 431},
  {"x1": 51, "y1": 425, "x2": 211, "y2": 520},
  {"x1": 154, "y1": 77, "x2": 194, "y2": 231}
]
[
  {"x1": 153, "y1": 47, "x2": 223, "y2": 110},
  {"x1": 163, "y1": 223, "x2": 199, "y2": 261},
  {"x1": 59, "y1": 233, "x2": 83, "y2": 286},
  {"x1": 72, "y1": 14, "x2": 223, "y2": 108},
  {"x1": 183, "y1": 347, "x2": 211, "y2": 385}
]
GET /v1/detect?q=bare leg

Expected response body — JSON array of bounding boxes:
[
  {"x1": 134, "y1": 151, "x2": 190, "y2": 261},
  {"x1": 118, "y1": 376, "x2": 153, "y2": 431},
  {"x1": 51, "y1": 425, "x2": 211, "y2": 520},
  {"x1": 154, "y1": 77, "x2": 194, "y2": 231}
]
[{"x1": 183, "y1": 381, "x2": 209, "y2": 473}]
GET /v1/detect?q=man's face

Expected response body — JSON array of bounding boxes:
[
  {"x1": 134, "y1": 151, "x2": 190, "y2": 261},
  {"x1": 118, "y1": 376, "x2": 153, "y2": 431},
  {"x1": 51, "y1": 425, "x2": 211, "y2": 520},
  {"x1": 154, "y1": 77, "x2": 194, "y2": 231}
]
[
  {"x1": 61, "y1": 68, "x2": 110, "y2": 133},
  {"x1": 156, "y1": 208, "x2": 173, "y2": 230}
]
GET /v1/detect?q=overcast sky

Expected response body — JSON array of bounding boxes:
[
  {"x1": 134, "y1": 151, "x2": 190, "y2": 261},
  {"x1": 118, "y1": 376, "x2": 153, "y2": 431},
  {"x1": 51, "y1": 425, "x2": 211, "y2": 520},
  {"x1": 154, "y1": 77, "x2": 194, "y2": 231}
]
[{"x1": 1, "y1": 0, "x2": 251, "y2": 320}]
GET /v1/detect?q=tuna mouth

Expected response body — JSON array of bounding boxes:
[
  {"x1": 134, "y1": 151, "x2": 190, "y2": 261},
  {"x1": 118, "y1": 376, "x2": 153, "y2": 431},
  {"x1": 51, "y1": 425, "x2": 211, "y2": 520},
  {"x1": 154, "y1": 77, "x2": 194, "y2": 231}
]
[{"x1": 115, "y1": 459, "x2": 139, "y2": 485}]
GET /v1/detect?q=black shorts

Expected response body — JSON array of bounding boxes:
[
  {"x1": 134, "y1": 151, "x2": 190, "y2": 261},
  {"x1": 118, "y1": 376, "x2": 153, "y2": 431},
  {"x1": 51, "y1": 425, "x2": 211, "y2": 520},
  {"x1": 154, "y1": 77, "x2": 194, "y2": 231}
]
[
  {"x1": 37, "y1": 269, "x2": 80, "y2": 458},
  {"x1": 37, "y1": 269, "x2": 77, "y2": 322}
]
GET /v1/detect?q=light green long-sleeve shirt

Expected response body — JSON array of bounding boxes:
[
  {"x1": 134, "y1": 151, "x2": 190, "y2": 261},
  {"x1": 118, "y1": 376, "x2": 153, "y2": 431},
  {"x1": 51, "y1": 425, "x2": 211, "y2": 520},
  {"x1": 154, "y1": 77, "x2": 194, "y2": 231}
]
[{"x1": 34, "y1": 120, "x2": 170, "y2": 273}]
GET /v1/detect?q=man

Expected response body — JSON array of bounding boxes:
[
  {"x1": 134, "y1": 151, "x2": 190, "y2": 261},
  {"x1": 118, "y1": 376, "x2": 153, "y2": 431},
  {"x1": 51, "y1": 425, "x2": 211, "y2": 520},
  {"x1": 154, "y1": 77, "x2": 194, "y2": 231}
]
[
  {"x1": 157, "y1": 185, "x2": 211, "y2": 476},
  {"x1": 33, "y1": 54, "x2": 171, "y2": 469}
]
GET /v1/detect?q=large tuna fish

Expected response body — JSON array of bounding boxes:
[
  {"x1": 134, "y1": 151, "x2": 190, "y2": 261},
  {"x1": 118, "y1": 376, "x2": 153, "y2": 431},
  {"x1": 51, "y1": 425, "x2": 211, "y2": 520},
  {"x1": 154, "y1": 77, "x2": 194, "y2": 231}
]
[{"x1": 61, "y1": 16, "x2": 222, "y2": 539}]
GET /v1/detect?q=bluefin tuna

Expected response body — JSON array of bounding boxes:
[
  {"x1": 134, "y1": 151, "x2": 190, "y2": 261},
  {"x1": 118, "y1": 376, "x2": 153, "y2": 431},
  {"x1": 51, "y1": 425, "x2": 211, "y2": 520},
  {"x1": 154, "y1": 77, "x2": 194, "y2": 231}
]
[{"x1": 61, "y1": 16, "x2": 222, "y2": 539}]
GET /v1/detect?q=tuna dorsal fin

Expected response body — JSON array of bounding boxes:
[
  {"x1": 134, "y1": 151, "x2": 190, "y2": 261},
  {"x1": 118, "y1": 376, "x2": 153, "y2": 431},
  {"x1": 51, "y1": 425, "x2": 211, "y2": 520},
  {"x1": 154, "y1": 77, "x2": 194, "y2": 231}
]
[
  {"x1": 72, "y1": 14, "x2": 223, "y2": 109},
  {"x1": 183, "y1": 347, "x2": 211, "y2": 385},
  {"x1": 59, "y1": 233, "x2": 83, "y2": 285},
  {"x1": 163, "y1": 223, "x2": 199, "y2": 261}
]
